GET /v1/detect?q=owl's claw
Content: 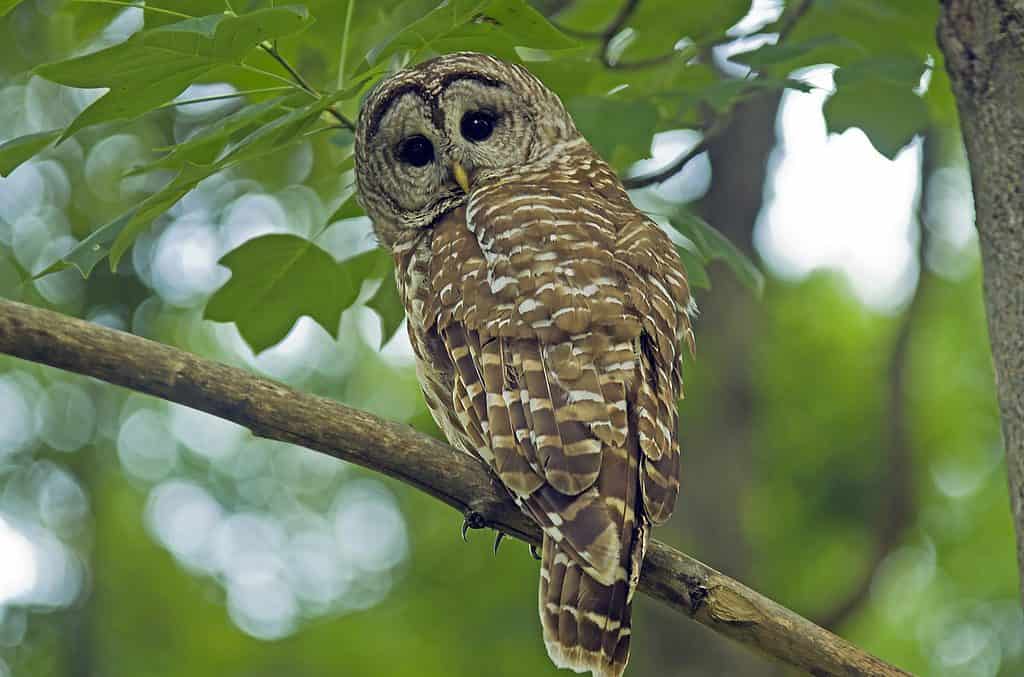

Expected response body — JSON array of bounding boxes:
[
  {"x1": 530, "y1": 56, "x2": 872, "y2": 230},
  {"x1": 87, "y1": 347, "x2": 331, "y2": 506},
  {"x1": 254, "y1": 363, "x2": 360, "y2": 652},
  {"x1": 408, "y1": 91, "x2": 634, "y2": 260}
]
[
  {"x1": 492, "y1": 530, "x2": 506, "y2": 554},
  {"x1": 461, "y1": 511, "x2": 486, "y2": 542},
  {"x1": 529, "y1": 543, "x2": 541, "y2": 560}
]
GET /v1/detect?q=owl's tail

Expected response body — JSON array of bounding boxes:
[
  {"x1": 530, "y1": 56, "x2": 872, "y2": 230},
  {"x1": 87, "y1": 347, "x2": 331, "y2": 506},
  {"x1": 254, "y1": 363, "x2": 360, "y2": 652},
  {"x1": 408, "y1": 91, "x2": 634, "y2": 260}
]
[{"x1": 539, "y1": 535, "x2": 634, "y2": 677}]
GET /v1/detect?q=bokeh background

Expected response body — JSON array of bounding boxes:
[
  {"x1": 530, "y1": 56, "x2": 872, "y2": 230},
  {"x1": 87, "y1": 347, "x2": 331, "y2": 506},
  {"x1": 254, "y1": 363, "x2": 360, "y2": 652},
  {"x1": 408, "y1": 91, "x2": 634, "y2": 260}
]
[{"x1": 1, "y1": 1, "x2": 1021, "y2": 676}]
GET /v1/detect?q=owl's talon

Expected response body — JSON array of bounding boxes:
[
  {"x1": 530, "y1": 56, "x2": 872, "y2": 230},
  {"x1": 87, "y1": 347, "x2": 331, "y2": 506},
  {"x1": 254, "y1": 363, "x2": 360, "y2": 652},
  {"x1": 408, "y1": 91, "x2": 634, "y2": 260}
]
[
  {"x1": 529, "y1": 543, "x2": 541, "y2": 560},
  {"x1": 461, "y1": 511, "x2": 486, "y2": 542},
  {"x1": 492, "y1": 531, "x2": 506, "y2": 554}
]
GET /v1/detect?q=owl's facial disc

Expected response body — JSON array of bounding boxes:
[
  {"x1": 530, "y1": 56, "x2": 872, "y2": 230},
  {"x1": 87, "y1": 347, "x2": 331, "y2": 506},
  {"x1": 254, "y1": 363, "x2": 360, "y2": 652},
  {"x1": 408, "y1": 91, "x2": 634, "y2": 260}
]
[{"x1": 355, "y1": 52, "x2": 579, "y2": 247}]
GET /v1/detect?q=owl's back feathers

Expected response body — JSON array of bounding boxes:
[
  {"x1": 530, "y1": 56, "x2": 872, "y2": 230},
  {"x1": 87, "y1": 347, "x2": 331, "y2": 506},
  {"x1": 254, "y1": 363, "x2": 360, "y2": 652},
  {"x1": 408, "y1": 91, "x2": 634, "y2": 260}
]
[{"x1": 395, "y1": 138, "x2": 690, "y2": 677}]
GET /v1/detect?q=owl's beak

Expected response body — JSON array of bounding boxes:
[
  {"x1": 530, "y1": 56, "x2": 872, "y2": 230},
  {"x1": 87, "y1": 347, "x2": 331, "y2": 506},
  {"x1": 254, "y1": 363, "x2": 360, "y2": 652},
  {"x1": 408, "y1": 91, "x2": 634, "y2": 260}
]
[{"x1": 451, "y1": 162, "x2": 471, "y2": 193}]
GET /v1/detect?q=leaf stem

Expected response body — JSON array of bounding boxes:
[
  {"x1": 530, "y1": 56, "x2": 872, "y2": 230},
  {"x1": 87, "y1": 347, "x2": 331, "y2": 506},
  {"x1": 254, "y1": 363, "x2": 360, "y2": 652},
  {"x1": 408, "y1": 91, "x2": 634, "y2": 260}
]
[
  {"x1": 71, "y1": 0, "x2": 191, "y2": 19},
  {"x1": 337, "y1": 0, "x2": 356, "y2": 91},
  {"x1": 258, "y1": 41, "x2": 356, "y2": 131},
  {"x1": 155, "y1": 87, "x2": 292, "y2": 111},
  {"x1": 240, "y1": 63, "x2": 311, "y2": 90},
  {"x1": 260, "y1": 41, "x2": 319, "y2": 97}
]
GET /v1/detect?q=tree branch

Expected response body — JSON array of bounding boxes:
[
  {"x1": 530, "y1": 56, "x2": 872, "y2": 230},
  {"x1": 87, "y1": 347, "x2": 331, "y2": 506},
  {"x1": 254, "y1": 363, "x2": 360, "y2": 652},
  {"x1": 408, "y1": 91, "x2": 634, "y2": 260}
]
[
  {"x1": 622, "y1": 126, "x2": 716, "y2": 190},
  {"x1": 618, "y1": 0, "x2": 814, "y2": 190},
  {"x1": 0, "y1": 299, "x2": 910, "y2": 676},
  {"x1": 938, "y1": 0, "x2": 1024, "y2": 604}
]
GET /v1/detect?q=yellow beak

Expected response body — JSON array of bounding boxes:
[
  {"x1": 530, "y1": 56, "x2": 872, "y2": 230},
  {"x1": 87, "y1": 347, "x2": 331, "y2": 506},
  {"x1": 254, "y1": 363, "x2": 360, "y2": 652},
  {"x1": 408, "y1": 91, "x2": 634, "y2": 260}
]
[{"x1": 452, "y1": 162, "x2": 470, "y2": 193}]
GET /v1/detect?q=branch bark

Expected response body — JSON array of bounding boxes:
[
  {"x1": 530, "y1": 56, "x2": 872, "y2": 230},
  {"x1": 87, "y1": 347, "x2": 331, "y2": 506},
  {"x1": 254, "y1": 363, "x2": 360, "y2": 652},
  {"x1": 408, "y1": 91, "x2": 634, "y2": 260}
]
[
  {"x1": 937, "y1": 0, "x2": 1024, "y2": 603},
  {"x1": 0, "y1": 299, "x2": 911, "y2": 676}
]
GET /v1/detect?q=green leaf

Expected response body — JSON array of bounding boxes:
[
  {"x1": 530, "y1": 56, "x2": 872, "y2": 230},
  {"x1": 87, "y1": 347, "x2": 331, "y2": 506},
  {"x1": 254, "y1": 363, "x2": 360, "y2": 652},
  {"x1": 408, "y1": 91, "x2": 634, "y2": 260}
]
[
  {"x1": 0, "y1": 129, "x2": 61, "y2": 177},
  {"x1": 776, "y1": 0, "x2": 937, "y2": 71},
  {"x1": 109, "y1": 164, "x2": 215, "y2": 267},
  {"x1": 218, "y1": 101, "x2": 322, "y2": 165},
  {"x1": 35, "y1": 7, "x2": 313, "y2": 140},
  {"x1": 40, "y1": 164, "x2": 215, "y2": 278},
  {"x1": 613, "y1": 0, "x2": 750, "y2": 63},
  {"x1": 475, "y1": 0, "x2": 579, "y2": 52},
  {"x1": 670, "y1": 211, "x2": 764, "y2": 296},
  {"x1": 675, "y1": 245, "x2": 710, "y2": 290},
  {"x1": 131, "y1": 95, "x2": 295, "y2": 173},
  {"x1": 210, "y1": 7, "x2": 312, "y2": 60},
  {"x1": 338, "y1": 246, "x2": 391, "y2": 283},
  {"x1": 367, "y1": 0, "x2": 577, "y2": 65},
  {"x1": 823, "y1": 79, "x2": 928, "y2": 160},
  {"x1": 550, "y1": 0, "x2": 617, "y2": 34},
  {"x1": 366, "y1": 266, "x2": 405, "y2": 347},
  {"x1": 567, "y1": 96, "x2": 657, "y2": 169},
  {"x1": 0, "y1": 0, "x2": 26, "y2": 17},
  {"x1": 206, "y1": 234, "x2": 360, "y2": 353},
  {"x1": 331, "y1": 247, "x2": 404, "y2": 347},
  {"x1": 142, "y1": 1, "x2": 223, "y2": 28},
  {"x1": 34, "y1": 211, "x2": 135, "y2": 279},
  {"x1": 329, "y1": 193, "x2": 364, "y2": 222},
  {"x1": 48, "y1": 83, "x2": 365, "y2": 278},
  {"x1": 731, "y1": 35, "x2": 856, "y2": 69},
  {"x1": 216, "y1": 80, "x2": 367, "y2": 167},
  {"x1": 687, "y1": 77, "x2": 814, "y2": 115},
  {"x1": 40, "y1": 49, "x2": 214, "y2": 141},
  {"x1": 832, "y1": 56, "x2": 927, "y2": 88}
]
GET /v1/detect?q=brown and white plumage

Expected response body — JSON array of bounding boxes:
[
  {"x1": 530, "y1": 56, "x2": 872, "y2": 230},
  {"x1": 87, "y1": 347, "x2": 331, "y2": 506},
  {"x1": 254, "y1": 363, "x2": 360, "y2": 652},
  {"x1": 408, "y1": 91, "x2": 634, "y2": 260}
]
[{"x1": 355, "y1": 52, "x2": 692, "y2": 677}]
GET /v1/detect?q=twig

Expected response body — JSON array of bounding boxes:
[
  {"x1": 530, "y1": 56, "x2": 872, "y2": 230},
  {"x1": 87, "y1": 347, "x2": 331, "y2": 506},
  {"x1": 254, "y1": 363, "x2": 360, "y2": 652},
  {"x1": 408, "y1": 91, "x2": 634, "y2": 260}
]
[
  {"x1": 622, "y1": 121, "x2": 726, "y2": 189},
  {"x1": 258, "y1": 42, "x2": 356, "y2": 131},
  {"x1": 615, "y1": 0, "x2": 813, "y2": 189},
  {"x1": 154, "y1": 87, "x2": 292, "y2": 111},
  {"x1": 552, "y1": 0, "x2": 675, "y2": 68},
  {"x1": 777, "y1": 0, "x2": 813, "y2": 42},
  {"x1": 0, "y1": 298, "x2": 912, "y2": 677},
  {"x1": 260, "y1": 42, "x2": 320, "y2": 97}
]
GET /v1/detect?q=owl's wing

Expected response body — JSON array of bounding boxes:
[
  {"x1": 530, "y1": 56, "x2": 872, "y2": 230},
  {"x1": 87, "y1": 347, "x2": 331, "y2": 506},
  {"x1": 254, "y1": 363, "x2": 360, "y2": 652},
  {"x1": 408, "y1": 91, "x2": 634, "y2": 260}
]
[
  {"x1": 615, "y1": 218, "x2": 693, "y2": 525},
  {"x1": 425, "y1": 175, "x2": 690, "y2": 585}
]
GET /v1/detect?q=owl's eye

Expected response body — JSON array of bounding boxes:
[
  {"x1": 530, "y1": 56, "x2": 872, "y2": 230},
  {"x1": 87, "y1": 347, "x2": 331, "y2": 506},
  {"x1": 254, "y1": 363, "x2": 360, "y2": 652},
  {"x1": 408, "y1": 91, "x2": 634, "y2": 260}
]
[
  {"x1": 398, "y1": 136, "x2": 434, "y2": 167},
  {"x1": 460, "y1": 110, "x2": 495, "y2": 142}
]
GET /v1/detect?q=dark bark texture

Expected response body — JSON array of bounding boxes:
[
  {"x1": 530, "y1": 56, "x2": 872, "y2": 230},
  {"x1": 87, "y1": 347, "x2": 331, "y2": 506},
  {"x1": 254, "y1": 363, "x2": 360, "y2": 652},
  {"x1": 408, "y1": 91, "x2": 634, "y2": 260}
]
[
  {"x1": 938, "y1": 0, "x2": 1024, "y2": 602},
  {"x1": 0, "y1": 298, "x2": 914, "y2": 676}
]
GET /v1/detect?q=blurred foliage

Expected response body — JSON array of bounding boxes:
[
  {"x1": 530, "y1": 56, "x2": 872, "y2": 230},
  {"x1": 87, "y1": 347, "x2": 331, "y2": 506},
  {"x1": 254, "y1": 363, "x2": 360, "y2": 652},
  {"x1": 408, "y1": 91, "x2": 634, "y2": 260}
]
[{"x1": 0, "y1": 1, "x2": 1022, "y2": 677}]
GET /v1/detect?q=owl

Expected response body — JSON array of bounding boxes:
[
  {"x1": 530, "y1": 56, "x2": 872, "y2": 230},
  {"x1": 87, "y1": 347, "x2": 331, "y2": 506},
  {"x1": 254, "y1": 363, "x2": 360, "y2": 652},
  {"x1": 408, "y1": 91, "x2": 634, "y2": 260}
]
[{"x1": 354, "y1": 52, "x2": 693, "y2": 677}]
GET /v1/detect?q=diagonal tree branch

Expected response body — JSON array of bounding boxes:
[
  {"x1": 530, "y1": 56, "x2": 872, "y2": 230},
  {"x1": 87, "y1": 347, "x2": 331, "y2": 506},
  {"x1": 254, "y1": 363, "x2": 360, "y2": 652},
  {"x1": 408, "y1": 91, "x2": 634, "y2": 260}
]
[{"x1": 0, "y1": 298, "x2": 911, "y2": 677}]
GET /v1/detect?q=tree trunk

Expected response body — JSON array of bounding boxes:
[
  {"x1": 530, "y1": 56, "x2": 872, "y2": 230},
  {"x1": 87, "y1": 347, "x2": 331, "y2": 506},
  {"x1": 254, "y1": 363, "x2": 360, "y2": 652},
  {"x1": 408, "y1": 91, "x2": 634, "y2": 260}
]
[{"x1": 937, "y1": 0, "x2": 1024, "y2": 603}]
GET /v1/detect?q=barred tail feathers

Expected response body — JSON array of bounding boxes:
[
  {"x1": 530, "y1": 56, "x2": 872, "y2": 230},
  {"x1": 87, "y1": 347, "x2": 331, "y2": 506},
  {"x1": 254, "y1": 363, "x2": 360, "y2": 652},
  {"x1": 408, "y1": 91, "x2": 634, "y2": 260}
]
[{"x1": 539, "y1": 535, "x2": 632, "y2": 677}]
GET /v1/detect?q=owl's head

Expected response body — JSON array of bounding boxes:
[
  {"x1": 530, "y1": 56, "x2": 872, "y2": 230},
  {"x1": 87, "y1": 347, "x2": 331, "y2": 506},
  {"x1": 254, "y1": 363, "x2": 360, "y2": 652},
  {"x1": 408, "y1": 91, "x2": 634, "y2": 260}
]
[{"x1": 355, "y1": 52, "x2": 578, "y2": 246}]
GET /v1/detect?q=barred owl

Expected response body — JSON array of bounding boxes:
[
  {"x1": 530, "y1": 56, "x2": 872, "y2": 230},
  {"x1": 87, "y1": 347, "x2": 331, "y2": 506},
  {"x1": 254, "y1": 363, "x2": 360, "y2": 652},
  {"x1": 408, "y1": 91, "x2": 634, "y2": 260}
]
[{"x1": 355, "y1": 52, "x2": 693, "y2": 677}]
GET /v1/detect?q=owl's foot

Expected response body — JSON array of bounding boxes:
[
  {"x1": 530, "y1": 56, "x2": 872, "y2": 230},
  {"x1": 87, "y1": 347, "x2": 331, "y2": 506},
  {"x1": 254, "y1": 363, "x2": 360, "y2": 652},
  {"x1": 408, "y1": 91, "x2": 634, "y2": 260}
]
[
  {"x1": 462, "y1": 512, "x2": 539, "y2": 560},
  {"x1": 461, "y1": 510, "x2": 486, "y2": 542}
]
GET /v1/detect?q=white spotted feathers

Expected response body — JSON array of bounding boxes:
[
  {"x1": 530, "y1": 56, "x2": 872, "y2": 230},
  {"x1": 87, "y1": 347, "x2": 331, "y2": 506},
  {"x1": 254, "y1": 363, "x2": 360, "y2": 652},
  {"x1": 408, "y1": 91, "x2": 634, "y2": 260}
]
[{"x1": 393, "y1": 137, "x2": 691, "y2": 677}]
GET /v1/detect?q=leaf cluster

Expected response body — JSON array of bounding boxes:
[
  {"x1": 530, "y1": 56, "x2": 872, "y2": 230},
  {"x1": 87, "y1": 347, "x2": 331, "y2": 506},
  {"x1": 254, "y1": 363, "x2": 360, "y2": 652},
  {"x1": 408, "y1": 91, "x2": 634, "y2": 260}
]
[{"x1": 0, "y1": 0, "x2": 950, "y2": 353}]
